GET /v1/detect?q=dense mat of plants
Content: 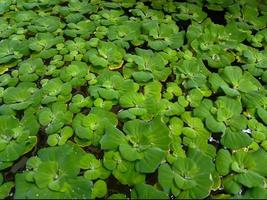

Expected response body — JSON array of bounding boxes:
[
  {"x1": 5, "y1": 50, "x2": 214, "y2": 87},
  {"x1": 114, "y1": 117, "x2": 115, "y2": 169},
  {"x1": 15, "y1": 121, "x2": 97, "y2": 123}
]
[{"x1": 1, "y1": 0, "x2": 267, "y2": 199}]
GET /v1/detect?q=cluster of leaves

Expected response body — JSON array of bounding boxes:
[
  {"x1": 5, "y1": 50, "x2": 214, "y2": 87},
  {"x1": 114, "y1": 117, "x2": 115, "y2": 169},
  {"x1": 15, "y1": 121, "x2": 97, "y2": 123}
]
[
  {"x1": 15, "y1": 143, "x2": 109, "y2": 199},
  {"x1": 1, "y1": 0, "x2": 267, "y2": 199}
]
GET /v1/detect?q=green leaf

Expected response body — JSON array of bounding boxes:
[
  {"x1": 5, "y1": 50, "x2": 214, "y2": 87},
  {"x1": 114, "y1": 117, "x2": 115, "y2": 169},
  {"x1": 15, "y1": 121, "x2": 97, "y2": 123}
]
[
  {"x1": 91, "y1": 180, "x2": 107, "y2": 199},
  {"x1": 114, "y1": 161, "x2": 145, "y2": 186},
  {"x1": 119, "y1": 144, "x2": 140, "y2": 161},
  {"x1": 131, "y1": 183, "x2": 168, "y2": 199},
  {"x1": 223, "y1": 176, "x2": 242, "y2": 195},
  {"x1": 242, "y1": 187, "x2": 267, "y2": 199},
  {"x1": 205, "y1": 115, "x2": 226, "y2": 133},
  {"x1": 100, "y1": 125, "x2": 127, "y2": 150},
  {"x1": 216, "y1": 97, "x2": 242, "y2": 121},
  {"x1": 47, "y1": 134, "x2": 59, "y2": 146},
  {"x1": 132, "y1": 71, "x2": 153, "y2": 83},
  {"x1": 235, "y1": 171, "x2": 265, "y2": 188},
  {"x1": 221, "y1": 128, "x2": 252, "y2": 149},
  {"x1": 135, "y1": 147, "x2": 165, "y2": 173},
  {"x1": 215, "y1": 149, "x2": 232, "y2": 176},
  {"x1": 108, "y1": 193, "x2": 127, "y2": 199},
  {"x1": 38, "y1": 108, "x2": 52, "y2": 126},
  {"x1": 33, "y1": 161, "x2": 58, "y2": 189},
  {"x1": 0, "y1": 182, "x2": 14, "y2": 199},
  {"x1": 158, "y1": 164, "x2": 174, "y2": 193},
  {"x1": 257, "y1": 107, "x2": 267, "y2": 125},
  {"x1": 221, "y1": 66, "x2": 242, "y2": 87}
]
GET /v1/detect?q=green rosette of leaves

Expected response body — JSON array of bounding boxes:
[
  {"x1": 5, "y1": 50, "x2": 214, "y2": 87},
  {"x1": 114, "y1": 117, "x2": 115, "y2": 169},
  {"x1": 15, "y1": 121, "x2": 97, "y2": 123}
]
[
  {"x1": 15, "y1": 143, "x2": 109, "y2": 199},
  {"x1": 18, "y1": 58, "x2": 46, "y2": 82},
  {"x1": 124, "y1": 48, "x2": 171, "y2": 81},
  {"x1": 84, "y1": 40, "x2": 125, "y2": 71},
  {"x1": 64, "y1": 20, "x2": 96, "y2": 39},
  {"x1": 2, "y1": 82, "x2": 42, "y2": 111},
  {"x1": 176, "y1": 112, "x2": 216, "y2": 158},
  {"x1": 118, "y1": 81, "x2": 160, "y2": 121},
  {"x1": 216, "y1": 148, "x2": 267, "y2": 197},
  {"x1": 100, "y1": 117, "x2": 171, "y2": 175},
  {"x1": 38, "y1": 102, "x2": 73, "y2": 136},
  {"x1": 194, "y1": 96, "x2": 253, "y2": 149},
  {"x1": 59, "y1": 61, "x2": 89, "y2": 87},
  {"x1": 0, "y1": 115, "x2": 37, "y2": 170},
  {"x1": 28, "y1": 33, "x2": 64, "y2": 59},
  {"x1": 103, "y1": 151, "x2": 145, "y2": 186},
  {"x1": 142, "y1": 19, "x2": 184, "y2": 51},
  {"x1": 107, "y1": 21, "x2": 143, "y2": 48},
  {"x1": 188, "y1": 19, "x2": 247, "y2": 68},
  {"x1": 72, "y1": 107, "x2": 118, "y2": 146},
  {"x1": 158, "y1": 148, "x2": 216, "y2": 199},
  {"x1": 88, "y1": 70, "x2": 139, "y2": 106},
  {"x1": 209, "y1": 66, "x2": 263, "y2": 98},
  {"x1": 40, "y1": 78, "x2": 72, "y2": 104},
  {"x1": 176, "y1": 56, "x2": 210, "y2": 87},
  {"x1": 172, "y1": 2, "x2": 207, "y2": 23},
  {"x1": 0, "y1": 39, "x2": 29, "y2": 65}
]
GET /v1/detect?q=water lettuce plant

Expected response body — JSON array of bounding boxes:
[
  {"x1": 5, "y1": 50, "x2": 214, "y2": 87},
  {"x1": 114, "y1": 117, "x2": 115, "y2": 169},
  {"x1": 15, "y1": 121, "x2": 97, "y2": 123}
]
[
  {"x1": 1, "y1": 0, "x2": 267, "y2": 199},
  {"x1": 0, "y1": 115, "x2": 37, "y2": 170},
  {"x1": 101, "y1": 117, "x2": 171, "y2": 173},
  {"x1": 15, "y1": 143, "x2": 108, "y2": 199},
  {"x1": 158, "y1": 148, "x2": 216, "y2": 199}
]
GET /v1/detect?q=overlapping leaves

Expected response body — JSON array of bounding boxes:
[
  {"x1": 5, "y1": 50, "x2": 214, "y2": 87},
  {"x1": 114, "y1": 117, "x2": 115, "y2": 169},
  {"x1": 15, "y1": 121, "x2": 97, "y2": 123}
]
[{"x1": 0, "y1": 0, "x2": 267, "y2": 199}]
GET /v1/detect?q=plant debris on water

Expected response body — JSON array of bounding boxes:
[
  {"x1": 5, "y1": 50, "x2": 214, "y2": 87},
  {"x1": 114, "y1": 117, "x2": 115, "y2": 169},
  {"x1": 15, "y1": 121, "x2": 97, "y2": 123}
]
[{"x1": 1, "y1": 0, "x2": 267, "y2": 199}]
